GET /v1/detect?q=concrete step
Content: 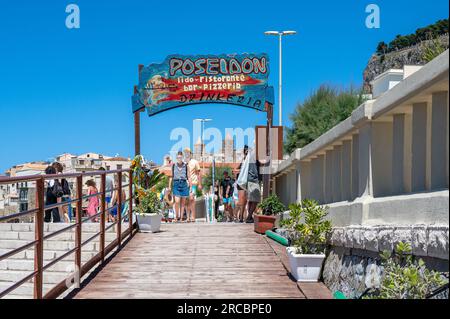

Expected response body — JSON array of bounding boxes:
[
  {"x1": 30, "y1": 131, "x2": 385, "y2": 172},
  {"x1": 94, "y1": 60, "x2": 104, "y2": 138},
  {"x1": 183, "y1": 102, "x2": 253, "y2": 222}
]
[
  {"x1": 0, "y1": 270, "x2": 74, "y2": 285},
  {"x1": 1, "y1": 259, "x2": 79, "y2": 272},
  {"x1": 0, "y1": 281, "x2": 55, "y2": 297},
  {"x1": 0, "y1": 222, "x2": 122, "y2": 233},
  {"x1": 0, "y1": 230, "x2": 119, "y2": 242},
  {"x1": 0, "y1": 240, "x2": 98, "y2": 252},
  {"x1": 0, "y1": 249, "x2": 97, "y2": 264}
]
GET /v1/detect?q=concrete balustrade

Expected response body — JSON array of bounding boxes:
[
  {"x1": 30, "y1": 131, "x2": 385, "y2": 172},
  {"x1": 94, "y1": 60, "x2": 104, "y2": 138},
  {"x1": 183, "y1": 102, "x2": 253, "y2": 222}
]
[{"x1": 272, "y1": 50, "x2": 449, "y2": 230}]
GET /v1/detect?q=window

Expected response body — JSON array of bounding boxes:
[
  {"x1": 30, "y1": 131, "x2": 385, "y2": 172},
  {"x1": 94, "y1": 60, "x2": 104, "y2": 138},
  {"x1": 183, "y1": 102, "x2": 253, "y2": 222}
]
[
  {"x1": 106, "y1": 166, "x2": 110, "y2": 170},
  {"x1": 79, "y1": 160, "x2": 85, "y2": 165},
  {"x1": 117, "y1": 164, "x2": 123, "y2": 170},
  {"x1": 20, "y1": 203, "x2": 28, "y2": 212}
]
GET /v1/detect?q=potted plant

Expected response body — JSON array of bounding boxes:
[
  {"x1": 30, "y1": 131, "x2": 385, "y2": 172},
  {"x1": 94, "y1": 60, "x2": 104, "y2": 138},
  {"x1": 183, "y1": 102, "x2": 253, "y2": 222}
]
[
  {"x1": 281, "y1": 199, "x2": 332, "y2": 282},
  {"x1": 135, "y1": 188, "x2": 162, "y2": 233},
  {"x1": 254, "y1": 195, "x2": 286, "y2": 234}
]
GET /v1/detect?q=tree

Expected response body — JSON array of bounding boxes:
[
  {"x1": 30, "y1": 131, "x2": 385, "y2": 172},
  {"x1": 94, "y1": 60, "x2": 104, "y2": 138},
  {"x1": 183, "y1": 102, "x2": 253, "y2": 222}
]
[
  {"x1": 202, "y1": 165, "x2": 235, "y2": 191},
  {"x1": 284, "y1": 85, "x2": 365, "y2": 154},
  {"x1": 376, "y1": 41, "x2": 388, "y2": 54}
]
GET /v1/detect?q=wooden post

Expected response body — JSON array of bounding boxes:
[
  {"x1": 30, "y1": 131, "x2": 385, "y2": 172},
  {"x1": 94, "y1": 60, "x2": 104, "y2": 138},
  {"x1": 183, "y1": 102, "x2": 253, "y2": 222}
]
[
  {"x1": 128, "y1": 170, "x2": 133, "y2": 238},
  {"x1": 33, "y1": 177, "x2": 44, "y2": 299},
  {"x1": 75, "y1": 175, "x2": 83, "y2": 282},
  {"x1": 263, "y1": 102, "x2": 273, "y2": 199},
  {"x1": 100, "y1": 173, "x2": 106, "y2": 262},
  {"x1": 117, "y1": 171, "x2": 123, "y2": 246},
  {"x1": 134, "y1": 85, "x2": 142, "y2": 157}
]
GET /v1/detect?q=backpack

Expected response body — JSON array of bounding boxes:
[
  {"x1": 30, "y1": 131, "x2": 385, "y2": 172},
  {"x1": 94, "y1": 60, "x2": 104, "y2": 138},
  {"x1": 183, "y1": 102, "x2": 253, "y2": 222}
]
[
  {"x1": 61, "y1": 179, "x2": 71, "y2": 196},
  {"x1": 51, "y1": 180, "x2": 64, "y2": 198}
]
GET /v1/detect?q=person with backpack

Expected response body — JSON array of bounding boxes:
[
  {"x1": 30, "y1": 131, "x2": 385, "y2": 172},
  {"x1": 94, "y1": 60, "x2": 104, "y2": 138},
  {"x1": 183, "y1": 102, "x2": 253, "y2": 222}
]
[
  {"x1": 169, "y1": 151, "x2": 191, "y2": 223},
  {"x1": 52, "y1": 162, "x2": 72, "y2": 223},
  {"x1": 44, "y1": 166, "x2": 62, "y2": 223}
]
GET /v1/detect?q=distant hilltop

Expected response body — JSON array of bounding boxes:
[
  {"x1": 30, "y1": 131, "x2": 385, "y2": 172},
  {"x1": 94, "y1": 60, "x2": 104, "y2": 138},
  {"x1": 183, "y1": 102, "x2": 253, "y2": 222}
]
[{"x1": 363, "y1": 19, "x2": 449, "y2": 93}]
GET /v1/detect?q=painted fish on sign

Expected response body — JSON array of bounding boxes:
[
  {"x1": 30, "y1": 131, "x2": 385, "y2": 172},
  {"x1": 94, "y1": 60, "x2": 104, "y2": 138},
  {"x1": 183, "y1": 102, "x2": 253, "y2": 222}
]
[{"x1": 132, "y1": 53, "x2": 271, "y2": 116}]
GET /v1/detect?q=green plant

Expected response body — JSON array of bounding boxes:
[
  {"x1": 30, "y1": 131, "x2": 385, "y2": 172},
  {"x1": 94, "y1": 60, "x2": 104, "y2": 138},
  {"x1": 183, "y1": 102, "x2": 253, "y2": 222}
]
[
  {"x1": 131, "y1": 155, "x2": 165, "y2": 190},
  {"x1": 422, "y1": 35, "x2": 447, "y2": 62},
  {"x1": 365, "y1": 242, "x2": 448, "y2": 299},
  {"x1": 285, "y1": 85, "x2": 366, "y2": 154},
  {"x1": 136, "y1": 188, "x2": 162, "y2": 216},
  {"x1": 258, "y1": 195, "x2": 285, "y2": 216},
  {"x1": 202, "y1": 165, "x2": 234, "y2": 190},
  {"x1": 281, "y1": 199, "x2": 332, "y2": 254},
  {"x1": 375, "y1": 19, "x2": 448, "y2": 54},
  {"x1": 195, "y1": 186, "x2": 203, "y2": 198},
  {"x1": 155, "y1": 175, "x2": 169, "y2": 193}
]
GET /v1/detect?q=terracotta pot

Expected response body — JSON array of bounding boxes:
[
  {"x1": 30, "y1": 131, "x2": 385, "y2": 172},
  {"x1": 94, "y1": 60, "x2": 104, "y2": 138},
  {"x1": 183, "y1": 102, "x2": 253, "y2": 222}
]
[{"x1": 254, "y1": 214, "x2": 277, "y2": 234}]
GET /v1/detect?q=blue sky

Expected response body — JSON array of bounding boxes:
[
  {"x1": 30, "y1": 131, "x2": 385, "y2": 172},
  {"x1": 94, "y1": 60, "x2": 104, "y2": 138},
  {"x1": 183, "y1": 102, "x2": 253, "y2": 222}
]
[{"x1": 0, "y1": 0, "x2": 448, "y2": 173}]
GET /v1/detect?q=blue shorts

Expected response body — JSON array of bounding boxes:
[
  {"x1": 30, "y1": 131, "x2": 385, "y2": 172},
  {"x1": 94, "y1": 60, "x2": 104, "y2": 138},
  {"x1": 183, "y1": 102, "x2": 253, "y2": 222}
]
[
  {"x1": 223, "y1": 197, "x2": 232, "y2": 205},
  {"x1": 190, "y1": 185, "x2": 198, "y2": 197},
  {"x1": 106, "y1": 197, "x2": 112, "y2": 204},
  {"x1": 173, "y1": 180, "x2": 189, "y2": 198}
]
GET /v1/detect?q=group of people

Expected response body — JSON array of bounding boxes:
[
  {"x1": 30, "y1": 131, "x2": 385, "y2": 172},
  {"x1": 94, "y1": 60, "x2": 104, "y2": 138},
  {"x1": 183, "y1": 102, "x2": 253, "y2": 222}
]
[
  {"x1": 161, "y1": 145, "x2": 262, "y2": 224},
  {"x1": 213, "y1": 145, "x2": 262, "y2": 224},
  {"x1": 44, "y1": 163, "x2": 127, "y2": 223}
]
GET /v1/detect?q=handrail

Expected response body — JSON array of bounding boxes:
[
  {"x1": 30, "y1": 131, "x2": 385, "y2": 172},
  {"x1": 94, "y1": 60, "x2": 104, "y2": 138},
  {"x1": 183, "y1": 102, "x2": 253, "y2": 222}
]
[{"x1": 0, "y1": 168, "x2": 137, "y2": 299}]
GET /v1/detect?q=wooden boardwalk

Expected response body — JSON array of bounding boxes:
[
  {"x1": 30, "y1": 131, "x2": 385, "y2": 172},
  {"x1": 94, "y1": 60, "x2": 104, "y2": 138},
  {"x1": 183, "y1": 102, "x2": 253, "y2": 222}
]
[{"x1": 72, "y1": 223, "x2": 306, "y2": 299}]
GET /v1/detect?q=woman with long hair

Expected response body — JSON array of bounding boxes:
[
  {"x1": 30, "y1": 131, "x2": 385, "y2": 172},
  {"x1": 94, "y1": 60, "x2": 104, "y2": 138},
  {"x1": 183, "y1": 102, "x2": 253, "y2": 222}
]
[
  {"x1": 85, "y1": 180, "x2": 99, "y2": 222},
  {"x1": 169, "y1": 151, "x2": 190, "y2": 222}
]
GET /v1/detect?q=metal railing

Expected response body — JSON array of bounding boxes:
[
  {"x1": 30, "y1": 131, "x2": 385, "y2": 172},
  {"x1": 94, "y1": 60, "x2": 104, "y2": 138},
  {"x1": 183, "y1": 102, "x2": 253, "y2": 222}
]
[{"x1": 0, "y1": 169, "x2": 136, "y2": 299}]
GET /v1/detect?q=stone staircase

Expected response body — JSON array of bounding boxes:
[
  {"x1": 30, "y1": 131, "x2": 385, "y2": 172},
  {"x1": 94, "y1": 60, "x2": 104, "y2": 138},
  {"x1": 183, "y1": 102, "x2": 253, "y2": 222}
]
[{"x1": 0, "y1": 222, "x2": 130, "y2": 299}]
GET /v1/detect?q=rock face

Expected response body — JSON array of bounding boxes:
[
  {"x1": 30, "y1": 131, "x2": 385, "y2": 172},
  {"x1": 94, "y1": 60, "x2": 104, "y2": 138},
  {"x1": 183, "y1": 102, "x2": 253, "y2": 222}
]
[
  {"x1": 322, "y1": 225, "x2": 449, "y2": 299},
  {"x1": 363, "y1": 34, "x2": 449, "y2": 93}
]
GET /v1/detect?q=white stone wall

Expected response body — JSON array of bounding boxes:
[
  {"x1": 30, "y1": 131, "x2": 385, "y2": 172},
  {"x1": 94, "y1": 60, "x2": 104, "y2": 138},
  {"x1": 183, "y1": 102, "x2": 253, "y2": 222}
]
[
  {"x1": 273, "y1": 50, "x2": 449, "y2": 229},
  {"x1": 330, "y1": 225, "x2": 449, "y2": 260}
]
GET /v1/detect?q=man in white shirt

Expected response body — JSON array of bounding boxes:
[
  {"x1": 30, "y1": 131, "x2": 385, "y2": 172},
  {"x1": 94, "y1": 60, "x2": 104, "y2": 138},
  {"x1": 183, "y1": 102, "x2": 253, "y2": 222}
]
[{"x1": 184, "y1": 148, "x2": 201, "y2": 223}]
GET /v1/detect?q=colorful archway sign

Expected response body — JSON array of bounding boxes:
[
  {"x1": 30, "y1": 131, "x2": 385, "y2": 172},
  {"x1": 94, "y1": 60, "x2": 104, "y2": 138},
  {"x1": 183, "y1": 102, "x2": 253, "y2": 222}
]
[{"x1": 132, "y1": 53, "x2": 274, "y2": 116}]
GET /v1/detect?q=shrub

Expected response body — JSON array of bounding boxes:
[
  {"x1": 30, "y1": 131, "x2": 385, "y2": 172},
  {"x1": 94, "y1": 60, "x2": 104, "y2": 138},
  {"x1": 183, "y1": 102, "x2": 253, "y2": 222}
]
[
  {"x1": 281, "y1": 199, "x2": 332, "y2": 254},
  {"x1": 365, "y1": 242, "x2": 448, "y2": 299},
  {"x1": 258, "y1": 194, "x2": 285, "y2": 216},
  {"x1": 285, "y1": 85, "x2": 365, "y2": 154},
  {"x1": 136, "y1": 188, "x2": 162, "y2": 216}
]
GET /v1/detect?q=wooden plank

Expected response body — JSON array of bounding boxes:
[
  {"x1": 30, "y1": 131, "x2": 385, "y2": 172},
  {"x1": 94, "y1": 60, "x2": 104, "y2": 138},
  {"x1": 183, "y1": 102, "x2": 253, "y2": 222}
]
[{"x1": 73, "y1": 224, "x2": 305, "y2": 299}]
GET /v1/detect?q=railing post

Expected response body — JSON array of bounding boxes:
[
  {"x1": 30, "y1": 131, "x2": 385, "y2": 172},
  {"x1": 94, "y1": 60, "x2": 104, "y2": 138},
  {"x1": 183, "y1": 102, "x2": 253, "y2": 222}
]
[
  {"x1": 117, "y1": 171, "x2": 122, "y2": 246},
  {"x1": 100, "y1": 173, "x2": 106, "y2": 262},
  {"x1": 128, "y1": 170, "x2": 133, "y2": 237},
  {"x1": 33, "y1": 177, "x2": 44, "y2": 299},
  {"x1": 75, "y1": 175, "x2": 83, "y2": 282}
]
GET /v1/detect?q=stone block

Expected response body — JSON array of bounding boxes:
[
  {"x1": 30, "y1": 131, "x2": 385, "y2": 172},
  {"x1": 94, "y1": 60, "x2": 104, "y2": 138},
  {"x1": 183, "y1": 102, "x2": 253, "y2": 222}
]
[
  {"x1": 362, "y1": 227, "x2": 379, "y2": 252},
  {"x1": 344, "y1": 227, "x2": 354, "y2": 248},
  {"x1": 427, "y1": 226, "x2": 449, "y2": 260},
  {"x1": 411, "y1": 225, "x2": 428, "y2": 257},
  {"x1": 377, "y1": 226, "x2": 394, "y2": 252},
  {"x1": 352, "y1": 227, "x2": 364, "y2": 249},
  {"x1": 0, "y1": 223, "x2": 13, "y2": 231},
  {"x1": 0, "y1": 231, "x2": 19, "y2": 240},
  {"x1": 330, "y1": 228, "x2": 345, "y2": 247},
  {"x1": 11, "y1": 224, "x2": 31, "y2": 232},
  {"x1": 393, "y1": 226, "x2": 412, "y2": 247}
]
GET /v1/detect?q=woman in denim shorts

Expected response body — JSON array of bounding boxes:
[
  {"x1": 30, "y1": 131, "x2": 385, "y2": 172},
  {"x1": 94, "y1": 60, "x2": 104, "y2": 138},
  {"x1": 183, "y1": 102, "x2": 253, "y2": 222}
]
[{"x1": 170, "y1": 151, "x2": 190, "y2": 222}]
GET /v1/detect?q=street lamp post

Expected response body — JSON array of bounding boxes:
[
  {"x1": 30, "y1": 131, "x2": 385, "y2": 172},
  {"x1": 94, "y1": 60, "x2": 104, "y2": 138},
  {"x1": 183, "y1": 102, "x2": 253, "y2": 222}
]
[
  {"x1": 194, "y1": 118, "x2": 212, "y2": 174},
  {"x1": 264, "y1": 30, "x2": 297, "y2": 127},
  {"x1": 194, "y1": 118, "x2": 213, "y2": 221}
]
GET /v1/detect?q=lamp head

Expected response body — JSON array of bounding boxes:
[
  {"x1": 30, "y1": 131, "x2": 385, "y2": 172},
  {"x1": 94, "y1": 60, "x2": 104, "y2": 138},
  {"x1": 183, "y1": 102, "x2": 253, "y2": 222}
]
[{"x1": 282, "y1": 30, "x2": 297, "y2": 35}]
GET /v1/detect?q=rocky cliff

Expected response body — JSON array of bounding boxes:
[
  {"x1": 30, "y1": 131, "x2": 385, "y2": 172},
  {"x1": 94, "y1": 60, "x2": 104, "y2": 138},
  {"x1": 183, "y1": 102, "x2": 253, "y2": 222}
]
[{"x1": 363, "y1": 34, "x2": 449, "y2": 93}]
